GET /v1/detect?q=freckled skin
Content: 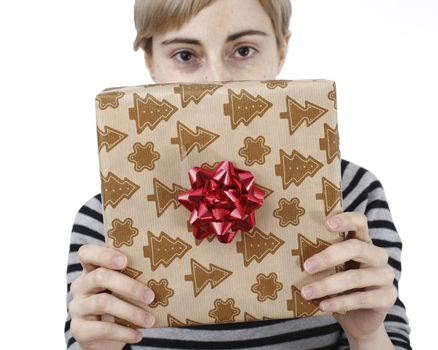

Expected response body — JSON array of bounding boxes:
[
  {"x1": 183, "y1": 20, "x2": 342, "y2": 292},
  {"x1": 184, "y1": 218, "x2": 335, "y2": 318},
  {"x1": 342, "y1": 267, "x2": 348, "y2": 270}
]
[{"x1": 143, "y1": 0, "x2": 291, "y2": 83}]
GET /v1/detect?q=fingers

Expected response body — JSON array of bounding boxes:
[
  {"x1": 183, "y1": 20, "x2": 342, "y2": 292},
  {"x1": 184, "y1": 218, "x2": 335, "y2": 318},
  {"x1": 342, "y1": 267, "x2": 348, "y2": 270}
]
[
  {"x1": 69, "y1": 292, "x2": 155, "y2": 328},
  {"x1": 70, "y1": 267, "x2": 155, "y2": 305},
  {"x1": 70, "y1": 317, "x2": 143, "y2": 344},
  {"x1": 78, "y1": 244, "x2": 127, "y2": 273},
  {"x1": 318, "y1": 285, "x2": 398, "y2": 313},
  {"x1": 301, "y1": 265, "x2": 395, "y2": 300},
  {"x1": 325, "y1": 212, "x2": 372, "y2": 244},
  {"x1": 303, "y1": 238, "x2": 389, "y2": 273}
]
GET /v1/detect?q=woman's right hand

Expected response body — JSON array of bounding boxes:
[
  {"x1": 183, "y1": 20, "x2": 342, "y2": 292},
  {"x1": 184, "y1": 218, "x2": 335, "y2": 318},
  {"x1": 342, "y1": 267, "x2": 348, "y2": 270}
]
[{"x1": 69, "y1": 243, "x2": 156, "y2": 350}]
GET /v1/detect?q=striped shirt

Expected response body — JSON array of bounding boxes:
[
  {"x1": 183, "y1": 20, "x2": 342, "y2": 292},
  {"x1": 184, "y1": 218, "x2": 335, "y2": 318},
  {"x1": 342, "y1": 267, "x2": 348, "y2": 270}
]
[{"x1": 64, "y1": 158, "x2": 412, "y2": 349}]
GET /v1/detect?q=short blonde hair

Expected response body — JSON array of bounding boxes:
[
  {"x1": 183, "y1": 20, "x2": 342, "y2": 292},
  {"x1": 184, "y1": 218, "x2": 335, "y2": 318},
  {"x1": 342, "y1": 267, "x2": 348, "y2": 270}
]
[{"x1": 133, "y1": 0, "x2": 292, "y2": 54}]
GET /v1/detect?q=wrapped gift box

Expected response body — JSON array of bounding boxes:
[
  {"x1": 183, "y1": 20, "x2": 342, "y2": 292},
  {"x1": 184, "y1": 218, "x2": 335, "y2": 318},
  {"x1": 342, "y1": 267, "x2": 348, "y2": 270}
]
[{"x1": 95, "y1": 79, "x2": 345, "y2": 328}]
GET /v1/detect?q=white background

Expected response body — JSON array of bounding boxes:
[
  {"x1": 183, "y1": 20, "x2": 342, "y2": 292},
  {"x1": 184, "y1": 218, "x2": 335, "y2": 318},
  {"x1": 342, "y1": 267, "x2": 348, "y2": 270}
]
[{"x1": 0, "y1": 0, "x2": 436, "y2": 348}]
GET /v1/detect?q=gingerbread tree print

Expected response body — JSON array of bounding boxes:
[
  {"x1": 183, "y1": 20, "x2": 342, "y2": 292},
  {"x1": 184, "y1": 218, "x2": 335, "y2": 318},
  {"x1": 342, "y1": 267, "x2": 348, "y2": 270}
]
[
  {"x1": 143, "y1": 231, "x2": 192, "y2": 271},
  {"x1": 184, "y1": 258, "x2": 233, "y2": 297},
  {"x1": 208, "y1": 298, "x2": 241, "y2": 323},
  {"x1": 273, "y1": 197, "x2": 305, "y2": 227},
  {"x1": 167, "y1": 315, "x2": 202, "y2": 327},
  {"x1": 97, "y1": 125, "x2": 128, "y2": 152},
  {"x1": 128, "y1": 141, "x2": 160, "y2": 171},
  {"x1": 147, "y1": 178, "x2": 186, "y2": 217},
  {"x1": 319, "y1": 123, "x2": 340, "y2": 164},
  {"x1": 244, "y1": 312, "x2": 272, "y2": 322},
  {"x1": 174, "y1": 83, "x2": 222, "y2": 107},
  {"x1": 120, "y1": 266, "x2": 142, "y2": 279},
  {"x1": 236, "y1": 227, "x2": 285, "y2": 267},
  {"x1": 96, "y1": 91, "x2": 125, "y2": 110},
  {"x1": 280, "y1": 97, "x2": 328, "y2": 135},
  {"x1": 291, "y1": 233, "x2": 331, "y2": 271},
  {"x1": 171, "y1": 121, "x2": 220, "y2": 159},
  {"x1": 286, "y1": 285, "x2": 324, "y2": 317},
  {"x1": 107, "y1": 218, "x2": 139, "y2": 248},
  {"x1": 100, "y1": 171, "x2": 140, "y2": 209},
  {"x1": 315, "y1": 177, "x2": 342, "y2": 216},
  {"x1": 223, "y1": 88, "x2": 273, "y2": 129},
  {"x1": 275, "y1": 149, "x2": 323, "y2": 189},
  {"x1": 128, "y1": 92, "x2": 178, "y2": 134}
]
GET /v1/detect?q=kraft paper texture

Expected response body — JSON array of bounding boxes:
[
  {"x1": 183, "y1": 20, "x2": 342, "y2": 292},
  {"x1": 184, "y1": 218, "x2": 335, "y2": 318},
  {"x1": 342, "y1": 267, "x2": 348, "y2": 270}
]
[{"x1": 95, "y1": 79, "x2": 345, "y2": 328}]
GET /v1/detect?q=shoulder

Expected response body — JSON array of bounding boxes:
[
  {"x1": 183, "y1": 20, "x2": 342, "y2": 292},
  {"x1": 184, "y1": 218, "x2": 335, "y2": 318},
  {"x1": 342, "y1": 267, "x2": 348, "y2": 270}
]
[{"x1": 340, "y1": 158, "x2": 387, "y2": 213}]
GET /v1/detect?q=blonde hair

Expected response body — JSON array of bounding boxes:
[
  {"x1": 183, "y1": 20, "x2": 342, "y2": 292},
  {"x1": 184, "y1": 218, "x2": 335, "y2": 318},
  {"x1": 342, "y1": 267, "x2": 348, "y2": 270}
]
[{"x1": 133, "y1": 0, "x2": 292, "y2": 54}]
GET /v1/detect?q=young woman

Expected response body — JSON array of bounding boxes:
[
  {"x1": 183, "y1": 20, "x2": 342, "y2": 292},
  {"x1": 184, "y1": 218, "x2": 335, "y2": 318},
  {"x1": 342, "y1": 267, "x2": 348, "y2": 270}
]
[{"x1": 65, "y1": 1, "x2": 411, "y2": 349}]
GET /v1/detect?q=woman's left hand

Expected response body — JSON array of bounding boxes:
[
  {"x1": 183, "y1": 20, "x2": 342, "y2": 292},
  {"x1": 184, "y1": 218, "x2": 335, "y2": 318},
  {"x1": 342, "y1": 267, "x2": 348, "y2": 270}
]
[{"x1": 300, "y1": 212, "x2": 398, "y2": 342}]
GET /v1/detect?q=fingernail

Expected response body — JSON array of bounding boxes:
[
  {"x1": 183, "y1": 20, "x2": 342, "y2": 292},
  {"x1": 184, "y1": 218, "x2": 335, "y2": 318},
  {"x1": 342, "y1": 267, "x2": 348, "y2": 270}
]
[
  {"x1": 304, "y1": 258, "x2": 318, "y2": 273},
  {"x1": 144, "y1": 313, "x2": 155, "y2": 327},
  {"x1": 327, "y1": 216, "x2": 341, "y2": 230},
  {"x1": 320, "y1": 300, "x2": 333, "y2": 311},
  {"x1": 143, "y1": 289, "x2": 155, "y2": 303},
  {"x1": 113, "y1": 255, "x2": 126, "y2": 268},
  {"x1": 301, "y1": 286, "x2": 314, "y2": 299},
  {"x1": 136, "y1": 331, "x2": 143, "y2": 342}
]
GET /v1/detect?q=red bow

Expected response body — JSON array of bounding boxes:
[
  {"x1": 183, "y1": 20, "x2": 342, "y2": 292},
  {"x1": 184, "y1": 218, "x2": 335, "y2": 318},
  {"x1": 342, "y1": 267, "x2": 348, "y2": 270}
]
[{"x1": 178, "y1": 161, "x2": 264, "y2": 244}]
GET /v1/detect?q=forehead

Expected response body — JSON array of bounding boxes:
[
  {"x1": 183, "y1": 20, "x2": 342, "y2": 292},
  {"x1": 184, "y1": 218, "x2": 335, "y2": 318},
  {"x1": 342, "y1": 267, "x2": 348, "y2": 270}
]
[{"x1": 155, "y1": 0, "x2": 274, "y2": 43}]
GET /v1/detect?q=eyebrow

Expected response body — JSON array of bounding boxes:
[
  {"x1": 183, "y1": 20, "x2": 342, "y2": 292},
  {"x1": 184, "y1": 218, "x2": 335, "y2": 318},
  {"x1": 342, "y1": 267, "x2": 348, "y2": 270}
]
[{"x1": 160, "y1": 29, "x2": 268, "y2": 46}]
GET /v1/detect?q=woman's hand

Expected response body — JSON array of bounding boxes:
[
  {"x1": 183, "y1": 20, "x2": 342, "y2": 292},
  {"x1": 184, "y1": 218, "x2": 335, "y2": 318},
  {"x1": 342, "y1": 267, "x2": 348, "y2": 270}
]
[
  {"x1": 300, "y1": 212, "x2": 397, "y2": 345},
  {"x1": 69, "y1": 244, "x2": 156, "y2": 350}
]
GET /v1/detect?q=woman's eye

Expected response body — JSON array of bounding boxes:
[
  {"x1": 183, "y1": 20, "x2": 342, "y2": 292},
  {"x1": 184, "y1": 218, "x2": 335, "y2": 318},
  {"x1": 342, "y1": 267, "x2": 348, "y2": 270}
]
[
  {"x1": 173, "y1": 50, "x2": 196, "y2": 64},
  {"x1": 234, "y1": 46, "x2": 257, "y2": 58}
]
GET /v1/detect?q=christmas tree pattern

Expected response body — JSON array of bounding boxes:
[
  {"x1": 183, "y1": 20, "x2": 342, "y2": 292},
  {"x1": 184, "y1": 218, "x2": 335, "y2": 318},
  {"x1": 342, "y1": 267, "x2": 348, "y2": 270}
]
[
  {"x1": 100, "y1": 171, "x2": 140, "y2": 209},
  {"x1": 319, "y1": 123, "x2": 340, "y2": 164},
  {"x1": 223, "y1": 88, "x2": 273, "y2": 129},
  {"x1": 244, "y1": 312, "x2": 272, "y2": 322},
  {"x1": 114, "y1": 316, "x2": 141, "y2": 330},
  {"x1": 280, "y1": 97, "x2": 328, "y2": 135},
  {"x1": 275, "y1": 149, "x2": 323, "y2": 189},
  {"x1": 97, "y1": 125, "x2": 128, "y2": 152},
  {"x1": 170, "y1": 121, "x2": 220, "y2": 159},
  {"x1": 291, "y1": 233, "x2": 331, "y2": 272},
  {"x1": 315, "y1": 177, "x2": 342, "y2": 216},
  {"x1": 184, "y1": 258, "x2": 233, "y2": 297},
  {"x1": 96, "y1": 91, "x2": 125, "y2": 110},
  {"x1": 238, "y1": 136, "x2": 271, "y2": 166},
  {"x1": 120, "y1": 266, "x2": 142, "y2": 279},
  {"x1": 127, "y1": 141, "x2": 160, "y2": 171},
  {"x1": 167, "y1": 314, "x2": 202, "y2": 327},
  {"x1": 254, "y1": 183, "x2": 274, "y2": 199},
  {"x1": 236, "y1": 227, "x2": 285, "y2": 267},
  {"x1": 328, "y1": 82, "x2": 337, "y2": 109},
  {"x1": 147, "y1": 278, "x2": 174, "y2": 308},
  {"x1": 263, "y1": 80, "x2": 289, "y2": 89},
  {"x1": 107, "y1": 218, "x2": 139, "y2": 248},
  {"x1": 208, "y1": 298, "x2": 241, "y2": 323},
  {"x1": 286, "y1": 285, "x2": 325, "y2": 317},
  {"x1": 147, "y1": 178, "x2": 186, "y2": 217},
  {"x1": 273, "y1": 197, "x2": 305, "y2": 227},
  {"x1": 251, "y1": 272, "x2": 283, "y2": 302},
  {"x1": 128, "y1": 92, "x2": 178, "y2": 134},
  {"x1": 143, "y1": 231, "x2": 192, "y2": 271},
  {"x1": 174, "y1": 83, "x2": 222, "y2": 107}
]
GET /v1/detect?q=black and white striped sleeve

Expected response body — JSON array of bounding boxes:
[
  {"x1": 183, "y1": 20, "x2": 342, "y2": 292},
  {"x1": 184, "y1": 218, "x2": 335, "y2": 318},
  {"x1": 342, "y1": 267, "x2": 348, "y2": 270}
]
[
  {"x1": 64, "y1": 194, "x2": 134, "y2": 349},
  {"x1": 337, "y1": 159, "x2": 412, "y2": 350}
]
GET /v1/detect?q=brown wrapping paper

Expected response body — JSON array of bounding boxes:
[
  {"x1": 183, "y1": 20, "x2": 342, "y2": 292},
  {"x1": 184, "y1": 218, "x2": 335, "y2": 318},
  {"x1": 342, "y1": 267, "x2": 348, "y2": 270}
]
[{"x1": 95, "y1": 79, "x2": 345, "y2": 328}]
